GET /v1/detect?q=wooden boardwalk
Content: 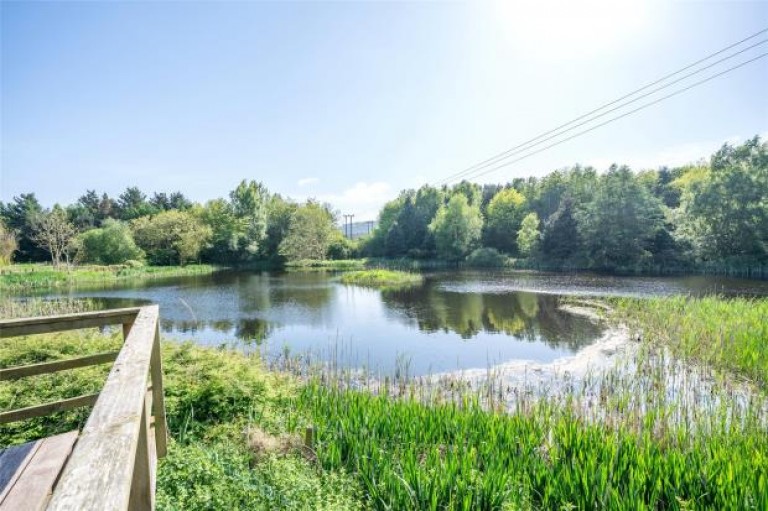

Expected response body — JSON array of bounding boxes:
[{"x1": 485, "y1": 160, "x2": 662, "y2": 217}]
[{"x1": 0, "y1": 306, "x2": 168, "y2": 510}]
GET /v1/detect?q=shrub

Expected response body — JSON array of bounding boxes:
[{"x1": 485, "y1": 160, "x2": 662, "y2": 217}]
[
  {"x1": 465, "y1": 247, "x2": 509, "y2": 267},
  {"x1": 76, "y1": 219, "x2": 144, "y2": 265}
]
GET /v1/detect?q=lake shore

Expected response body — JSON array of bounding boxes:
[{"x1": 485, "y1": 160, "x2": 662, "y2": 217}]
[
  {"x1": 0, "y1": 263, "x2": 218, "y2": 292},
  {"x1": 2, "y1": 294, "x2": 768, "y2": 509}
]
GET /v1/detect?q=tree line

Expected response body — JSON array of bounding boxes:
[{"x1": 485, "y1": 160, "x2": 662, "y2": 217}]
[
  {"x1": 0, "y1": 181, "x2": 350, "y2": 267},
  {"x1": 362, "y1": 137, "x2": 767, "y2": 272},
  {"x1": 1, "y1": 136, "x2": 765, "y2": 273}
]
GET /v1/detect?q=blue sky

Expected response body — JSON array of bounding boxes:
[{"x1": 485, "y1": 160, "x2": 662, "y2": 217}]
[{"x1": 2, "y1": 0, "x2": 767, "y2": 220}]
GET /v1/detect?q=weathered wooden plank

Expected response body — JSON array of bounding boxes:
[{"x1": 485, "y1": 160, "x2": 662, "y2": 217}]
[
  {"x1": 0, "y1": 308, "x2": 141, "y2": 338},
  {"x1": 150, "y1": 324, "x2": 168, "y2": 458},
  {"x1": 128, "y1": 395, "x2": 152, "y2": 511},
  {"x1": 46, "y1": 305, "x2": 159, "y2": 511},
  {"x1": 0, "y1": 351, "x2": 119, "y2": 381},
  {"x1": 0, "y1": 440, "x2": 39, "y2": 501},
  {"x1": 0, "y1": 394, "x2": 100, "y2": 424},
  {"x1": 0, "y1": 431, "x2": 78, "y2": 511}
]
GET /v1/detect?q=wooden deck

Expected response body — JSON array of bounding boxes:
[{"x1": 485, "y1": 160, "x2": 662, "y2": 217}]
[{"x1": 0, "y1": 306, "x2": 168, "y2": 510}]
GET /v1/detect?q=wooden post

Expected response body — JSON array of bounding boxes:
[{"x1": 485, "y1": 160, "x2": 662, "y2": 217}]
[
  {"x1": 151, "y1": 322, "x2": 168, "y2": 458},
  {"x1": 128, "y1": 397, "x2": 152, "y2": 511},
  {"x1": 304, "y1": 426, "x2": 315, "y2": 449}
]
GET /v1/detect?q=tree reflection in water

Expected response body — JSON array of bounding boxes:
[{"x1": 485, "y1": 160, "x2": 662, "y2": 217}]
[{"x1": 382, "y1": 283, "x2": 603, "y2": 351}]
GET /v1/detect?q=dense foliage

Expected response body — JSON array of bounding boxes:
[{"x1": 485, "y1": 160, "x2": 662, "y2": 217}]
[
  {"x1": 1, "y1": 136, "x2": 765, "y2": 272},
  {"x1": 0, "y1": 299, "x2": 363, "y2": 510},
  {"x1": 363, "y1": 137, "x2": 767, "y2": 272},
  {"x1": 3, "y1": 295, "x2": 768, "y2": 510}
]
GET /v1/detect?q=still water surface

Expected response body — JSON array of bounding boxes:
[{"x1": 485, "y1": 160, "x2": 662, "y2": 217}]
[{"x1": 41, "y1": 270, "x2": 768, "y2": 375}]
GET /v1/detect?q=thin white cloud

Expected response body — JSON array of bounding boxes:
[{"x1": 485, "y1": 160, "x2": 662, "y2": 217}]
[{"x1": 298, "y1": 177, "x2": 319, "y2": 187}]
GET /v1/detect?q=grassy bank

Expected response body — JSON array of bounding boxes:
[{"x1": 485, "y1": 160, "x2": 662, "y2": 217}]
[
  {"x1": 0, "y1": 263, "x2": 218, "y2": 292},
  {"x1": 339, "y1": 269, "x2": 423, "y2": 289},
  {"x1": 2, "y1": 296, "x2": 767, "y2": 509},
  {"x1": 0, "y1": 299, "x2": 363, "y2": 510},
  {"x1": 615, "y1": 295, "x2": 768, "y2": 386}
]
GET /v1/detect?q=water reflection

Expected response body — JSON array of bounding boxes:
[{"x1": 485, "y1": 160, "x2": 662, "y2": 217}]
[
  {"x1": 38, "y1": 269, "x2": 768, "y2": 374},
  {"x1": 382, "y1": 285, "x2": 603, "y2": 350}
]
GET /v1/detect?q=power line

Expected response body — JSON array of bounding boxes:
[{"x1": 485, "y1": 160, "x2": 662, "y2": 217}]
[
  {"x1": 437, "y1": 26, "x2": 768, "y2": 185},
  {"x1": 438, "y1": 37, "x2": 767, "y2": 185},
  {"x1": 454, "y1": 51, "x2": 768, "y2": 183}
]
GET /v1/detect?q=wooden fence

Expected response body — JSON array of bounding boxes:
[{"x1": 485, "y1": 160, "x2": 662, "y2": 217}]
[{"x1": 0, "y1": 306, "x2": 168, "y2": 510}]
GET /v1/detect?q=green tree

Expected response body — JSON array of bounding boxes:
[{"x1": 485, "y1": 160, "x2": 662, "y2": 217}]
[
  {"x1": 365, "y1": 196, "x2": 405, "y2": 256},
  {"x1": 540, "y1": 197, "x2": 581, "y2": 263},
  {"x1": 0, "y1": 222, "x2": 17, "y2": 265},
  {"x1": 577, "y1": 165, "x2": 664, "y2": 270},
  {"x1": 429, "y1": 194, "x2": 483, "y2": 262},
  {"x1": 198, "y1": 199, "x2": 240, "y2": 262},
  {"x1": 680, "y1": 138, "x2": 768, "y2": 263},
  {"x1": 483, "y1": 188, "x2": 527, "y2": 254},
  {"x1": 131, "y1": 210, "x2": 211, "y2": 265},
  {"x1": 279, "y1": 201, "x2": 337, "y2": 261},
  {"x1": 31, "y1": 206, "x2": 77, "y2": 266},
  {"x1": 259, "y1": 194, "x2": 298, "y2": 261},
  {"x1": 517, "y1": 212, "x2": 541, "y2": 257},
  {"x1": 230, "y1": 180, "x2": 268, "y2": 258},
  {"x1": 117, "y1": 187, "x2": 157, "y2": 220},
  {"x1": 0, "y1": 193, "x2": 46, "y2": 261},
  {"x1": 76, "y1": 219, "x2": 144, "y2": 264}
]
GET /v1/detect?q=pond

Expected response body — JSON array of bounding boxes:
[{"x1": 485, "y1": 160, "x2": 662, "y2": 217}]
[{"x1": 34, "y1": 270, "x2": 768, "y2": 375}]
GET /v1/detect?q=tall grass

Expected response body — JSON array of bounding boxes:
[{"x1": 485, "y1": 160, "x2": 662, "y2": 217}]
[
  {"x1": 0, "y1": 325, "x2": 363, "y2": 510},
  {"x1": 615, "y1": 296, "x2": 768, "y2": 386},
  {"x1": 0, "y1": 263, "x2": 218, "y2": 292},
  {"x1": 339, "y1": 269, "x2": 423, "y2": 288},
  {"x1": 299, "y1": 383, "x2": 767, "y2": 510},
  {"x1": 0, "y1": 297, "x2": 99, "y2": 319}
]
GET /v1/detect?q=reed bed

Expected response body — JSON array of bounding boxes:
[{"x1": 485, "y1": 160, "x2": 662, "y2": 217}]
[
  {"x1": 615, "y1": 296, "x2": 768, "y2": 386},
  {"x1": 268, "y1": 295, "x2": 768, "y2": 510},
  {"x1": 0, "y1": 263, "x2": 217, "y2": 292},
  {"x1": 0, "y1": 297, "x2": 98, "y2": 319},
  {"x1": 339, "y1": 269, "x2": 423, "y2": 289}
]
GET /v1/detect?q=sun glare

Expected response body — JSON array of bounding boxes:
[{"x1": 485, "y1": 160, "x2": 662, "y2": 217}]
[{"x1": 490, "y1": 0, "x2": 656, "y2": 59}]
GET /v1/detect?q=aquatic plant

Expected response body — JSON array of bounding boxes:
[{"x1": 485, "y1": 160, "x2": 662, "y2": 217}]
[{"x1": 339, "y1": 269, "x2": 423, "y2": 288}]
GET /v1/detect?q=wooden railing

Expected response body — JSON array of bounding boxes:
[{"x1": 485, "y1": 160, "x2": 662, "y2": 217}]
[{"x1": 0, "y1": 306, "x2": 168, "y2": 510}]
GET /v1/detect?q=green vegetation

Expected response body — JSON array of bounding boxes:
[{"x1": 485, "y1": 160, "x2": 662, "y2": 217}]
[
  {"x1": 279, "y1": 201, "x2": 341, "y2": 262},
  {"x1": 0, "y1": 263, "x2": 217, "y2": 292},
  {"x1": 2, "y1": 294, "x2": 767, "y2": 509},
  {"x1": 75, "y1": 219, "x2": 144, "y2": 264},
  {"x1": 362, "y1": 137, "x2": 767, "y2": 274},
  {"x1": 429, "y1": 194, "x2": 483, "y2": 262},
  {"x1": 1, "y1": 136, "x2": 765, "y2": 274},
  {"x1": 615, "y1": 295, "x2": 768, "y2": 386},
  {"x1": 339, "y1": 269, "x2": 423, "y2": 288},
  {"x1": 131, "y1": 210, "x2": 211, "y2": 265},
  {"x1": 0, "y1": 300, "x2": 363, "y2": 511},
  {"x1": 464, "y1": 247, "x2": 510, "y2": 268},
  {"x1": 301, "y1": 384, "x2": 767, "y2": 510}
]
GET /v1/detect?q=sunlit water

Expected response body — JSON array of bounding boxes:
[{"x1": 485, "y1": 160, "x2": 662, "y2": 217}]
[{"x1": 31, "y1": 269, "x2": 768, "y2": 375}]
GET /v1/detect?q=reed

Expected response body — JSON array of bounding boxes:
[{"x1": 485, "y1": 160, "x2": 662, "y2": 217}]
[
  {"x1": 339, "y1": 269, "x2": 423, "y2": 288},
  {"x1": 0, "y1": 263, "x2": 218, "y2": 292}
]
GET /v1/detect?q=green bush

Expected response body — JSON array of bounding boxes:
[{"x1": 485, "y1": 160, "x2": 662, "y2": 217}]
[
  {"x1": 76, "y1": 219, "x2": 144, "y2": 265},
  {"x1": 464, "y1": 247, "x2": 509, "y2": 268}
]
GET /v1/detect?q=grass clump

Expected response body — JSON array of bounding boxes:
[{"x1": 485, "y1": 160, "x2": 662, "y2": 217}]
[
  {"x1": 0, "y1": 311, "x2": 363, "y2": 511},
  {"x1": 0, "y1": 263, "x2": 218, "y2": 292},
  {"x1": 339, "y1": 269, "x2": 423, "y2": 289},
  {"x1": 615, "y1": 295, "x2": 768, "y2": 386},
  {"x1": 300, "y1": 383, "x2": 768, "y2": 510}
]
